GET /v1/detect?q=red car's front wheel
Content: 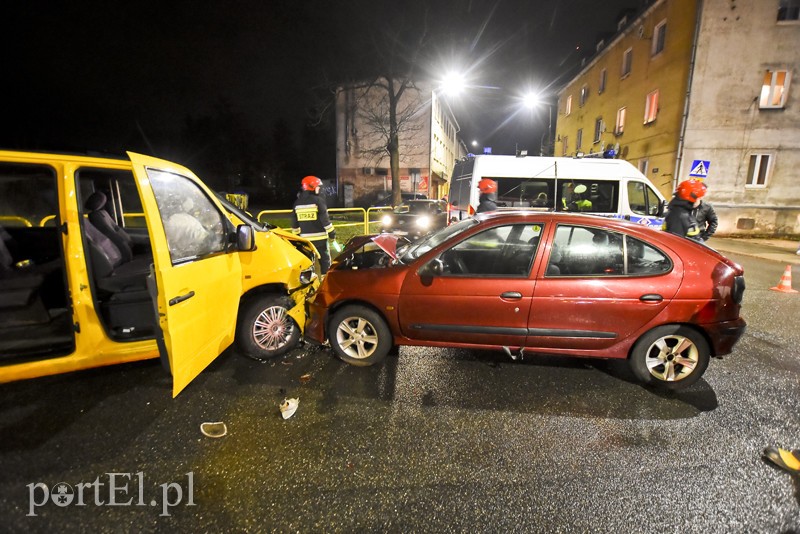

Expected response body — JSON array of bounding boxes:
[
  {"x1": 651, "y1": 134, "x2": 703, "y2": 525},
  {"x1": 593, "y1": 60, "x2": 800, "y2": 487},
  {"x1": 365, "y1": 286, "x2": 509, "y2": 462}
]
[{"x1": 329, "y1": 305, "x2": 392, "y2": 367}]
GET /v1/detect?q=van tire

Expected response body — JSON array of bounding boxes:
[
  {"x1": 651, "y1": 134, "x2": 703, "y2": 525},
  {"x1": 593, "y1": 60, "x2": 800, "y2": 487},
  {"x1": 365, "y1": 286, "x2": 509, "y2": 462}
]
[{"x1": 236, "y1": 295, "x2": 300, "y2": 361}]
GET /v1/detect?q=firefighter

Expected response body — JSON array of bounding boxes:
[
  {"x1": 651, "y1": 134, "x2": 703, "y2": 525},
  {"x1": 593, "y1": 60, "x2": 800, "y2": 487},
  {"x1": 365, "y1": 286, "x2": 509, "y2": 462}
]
[
  {"x1": 291, "y1": 176, "x2": 335, "y2": 274},
  {"x1": 476, "y1": 178, "x2": 498, "y2": 214},
  {"x1": 663, "y1": 179, "x2": 707, "y2": 241}
]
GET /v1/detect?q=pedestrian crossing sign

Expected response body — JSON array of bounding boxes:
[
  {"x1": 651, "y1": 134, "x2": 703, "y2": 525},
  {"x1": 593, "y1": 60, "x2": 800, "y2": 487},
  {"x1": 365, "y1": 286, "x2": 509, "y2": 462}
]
[{"x1": 689, "y1": 160, "x2": 710, "y2": 178}]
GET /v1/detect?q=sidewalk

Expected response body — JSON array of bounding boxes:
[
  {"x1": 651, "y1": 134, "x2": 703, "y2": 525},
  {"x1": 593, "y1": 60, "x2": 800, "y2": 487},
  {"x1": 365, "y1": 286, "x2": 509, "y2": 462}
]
[{"x1": 707, "y1": 236, "x2": 800, "y2": 265}]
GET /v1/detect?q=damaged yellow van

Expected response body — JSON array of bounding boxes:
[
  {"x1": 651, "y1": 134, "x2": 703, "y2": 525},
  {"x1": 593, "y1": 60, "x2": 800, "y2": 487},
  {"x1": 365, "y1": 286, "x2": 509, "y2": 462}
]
[{"x1": 0, "y1": 150, "x2": 319, "y2": 396}]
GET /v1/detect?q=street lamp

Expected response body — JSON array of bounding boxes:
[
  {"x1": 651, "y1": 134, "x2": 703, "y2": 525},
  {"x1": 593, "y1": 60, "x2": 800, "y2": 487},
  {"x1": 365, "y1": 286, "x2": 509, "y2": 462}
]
[
  {"x1": 523, "y1": 92, "x2": 555, "y2": 156},
  {"x1": 440, "y1": 72, "x2": 466, "y2": 97}
]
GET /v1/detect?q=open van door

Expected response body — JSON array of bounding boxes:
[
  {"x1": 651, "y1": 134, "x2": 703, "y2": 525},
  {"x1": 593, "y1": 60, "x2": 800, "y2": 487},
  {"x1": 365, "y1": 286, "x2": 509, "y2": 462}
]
[{"x1": 128, "y1": 152, "x2": 243, "y2": 397}]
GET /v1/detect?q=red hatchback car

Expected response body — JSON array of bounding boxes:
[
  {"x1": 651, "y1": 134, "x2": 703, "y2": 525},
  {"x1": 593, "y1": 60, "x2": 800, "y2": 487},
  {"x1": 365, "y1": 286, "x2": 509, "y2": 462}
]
[{"x1": 306, "y1": 212, "x2": 746, "y2": 389}]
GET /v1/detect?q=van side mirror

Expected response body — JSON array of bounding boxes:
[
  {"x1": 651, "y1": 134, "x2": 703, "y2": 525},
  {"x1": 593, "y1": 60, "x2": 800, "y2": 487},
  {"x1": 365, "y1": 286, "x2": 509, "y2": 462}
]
[
  {"x1": 657, "y1": 200, "x2": 667, "y2": 217},
  {"x1": 236, "y1": 224, "x2": 256, "y2": 251}
]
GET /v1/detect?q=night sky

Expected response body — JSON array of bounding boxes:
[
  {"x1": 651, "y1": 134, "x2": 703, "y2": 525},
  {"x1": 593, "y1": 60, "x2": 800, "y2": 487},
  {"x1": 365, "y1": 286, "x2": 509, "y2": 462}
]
[{"x1": 2, "y1": 0, "x2": 642, "y2": 178}]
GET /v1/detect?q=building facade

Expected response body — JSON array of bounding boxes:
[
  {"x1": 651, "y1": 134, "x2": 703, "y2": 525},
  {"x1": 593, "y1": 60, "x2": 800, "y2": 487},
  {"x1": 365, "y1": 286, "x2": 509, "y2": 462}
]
[
  {"x1": 556, "y1": 0, "x2": 800, "y2": 236},
  {"x1": 335, "y1": 79, "x2": 464, "y2": 207}
]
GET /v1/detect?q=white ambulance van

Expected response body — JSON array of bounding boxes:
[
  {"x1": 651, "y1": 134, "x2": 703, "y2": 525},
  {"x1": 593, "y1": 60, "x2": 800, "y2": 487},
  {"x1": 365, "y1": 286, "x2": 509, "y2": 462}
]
[{"x1": 448, "y1": 154, "x2": 667, "y2": 228}]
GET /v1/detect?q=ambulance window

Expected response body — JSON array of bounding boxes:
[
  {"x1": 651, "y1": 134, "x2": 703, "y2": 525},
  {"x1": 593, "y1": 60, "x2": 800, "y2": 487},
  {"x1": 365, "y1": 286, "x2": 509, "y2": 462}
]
[
  {"x1": 628, "y1": 182, "x2": 653, "y2": 215},
  {"x1": 645, "y1": 186, "x2": 661, "y2": 216}
]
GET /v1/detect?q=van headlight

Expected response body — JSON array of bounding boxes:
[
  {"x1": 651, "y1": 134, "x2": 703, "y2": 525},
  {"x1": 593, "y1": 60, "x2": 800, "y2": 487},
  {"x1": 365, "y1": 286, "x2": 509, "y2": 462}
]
[
  {"x1": 382, "y1": 215, "x2": 393, "y2": 227},
  {"x1": 416, "y1": 216, "x2": 430, "y2": 229},
  {"x1": 299, "y1": 266, "x2": 317, "y2": 285}
]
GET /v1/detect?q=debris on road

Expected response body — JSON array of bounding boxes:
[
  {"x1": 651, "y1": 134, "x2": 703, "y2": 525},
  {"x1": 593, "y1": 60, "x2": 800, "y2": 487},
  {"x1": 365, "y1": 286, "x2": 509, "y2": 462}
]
[
  {"x1": 200, "y1": 421, "x2": 228, "y2": 438},
  {"x1": 280, "y1": 398, "x2": 299, "y2": 420}
]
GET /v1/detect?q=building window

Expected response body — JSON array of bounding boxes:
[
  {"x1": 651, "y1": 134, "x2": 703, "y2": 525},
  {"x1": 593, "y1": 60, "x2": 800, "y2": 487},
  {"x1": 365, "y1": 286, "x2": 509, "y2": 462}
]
[
  {"x1": 576, "y1": 129, "x2": 583, "y2": 150},
  {"x1": 746, "y1": 154, "x2": 772, "y2": 187},
  {"x1": 778, "y1": 0, "x2": 800, "y2": 21},
  {"x1": 617, "y1": 16, "x2": 628, "y2": 31},
  {"x1": 565, "y1": 95, "x2": 573, "y2": 116},
  {"x1": 638, "y1": 159, "x2": 649, "y2": 176},
  {"x1": 594, "y1": 117, "x2": 604, "y2": 144},
  {"x1": 580, "y1": 84, "x2": 589, "y2": 107},
  {"x1": 644, "y1": 90, "x2": 659, "y2": 124},
  {"x1": 615, "y1": 107, "x2": 626, "y2": 135},
  {"x1": 621, "y1": 48, "x2": 633, "y2": 78},
  {"x1": 652, "y1": 20, "x2": 667, "y2": 56},
  {"x1": 561, "y1": 136, "x2": 568, "y2": 156},
  {"x1": 599, "y1": 69, "x2": 607, "y2": 94},
  {"x1": 759, "y1": 70, "x2": 791, "y2": 108}
]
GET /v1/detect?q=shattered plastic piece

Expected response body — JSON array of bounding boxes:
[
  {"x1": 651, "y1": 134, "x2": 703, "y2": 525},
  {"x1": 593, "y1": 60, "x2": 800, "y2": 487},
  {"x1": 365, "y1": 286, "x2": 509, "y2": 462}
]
[
  {"x1": 300, "y1": 373, "x2": 312, "y2": 383},
  {"x1": 763, "y1": 446, "x2": 800, "y2": 473},
  {"x1": 200, "y1": 421, "x2": 228, "y2": 438},
  {"x1": 280, "y1": 398, "x2": 299, "y2": 420}
]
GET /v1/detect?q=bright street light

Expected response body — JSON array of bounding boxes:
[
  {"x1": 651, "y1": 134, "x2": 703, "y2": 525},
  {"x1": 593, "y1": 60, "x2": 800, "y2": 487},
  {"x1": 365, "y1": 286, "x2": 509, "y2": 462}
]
[
  {"x1": 471, "y1": 140, "x2": 478, "y2": 147},
  {"x1": 440, "y1": 72, "x2": 465, "y2": 97}
]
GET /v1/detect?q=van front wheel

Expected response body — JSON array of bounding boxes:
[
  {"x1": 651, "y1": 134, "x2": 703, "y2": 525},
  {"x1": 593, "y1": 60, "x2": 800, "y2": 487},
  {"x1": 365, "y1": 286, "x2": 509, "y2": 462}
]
[{"x1": 237, "y1": 295, "x2": 300, "y2": 361}]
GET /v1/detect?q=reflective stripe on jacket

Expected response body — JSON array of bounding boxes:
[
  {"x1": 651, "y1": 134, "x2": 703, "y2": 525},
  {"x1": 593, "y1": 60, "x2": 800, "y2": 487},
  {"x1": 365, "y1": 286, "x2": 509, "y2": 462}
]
[{"x1": 291, "y1": 191, "x2": 334, "y2": 240}]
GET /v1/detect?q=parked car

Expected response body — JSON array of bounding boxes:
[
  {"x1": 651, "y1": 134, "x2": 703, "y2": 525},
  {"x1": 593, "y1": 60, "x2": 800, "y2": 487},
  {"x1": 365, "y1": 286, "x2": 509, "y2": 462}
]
[
  {"x1": 371, "y1": 191, "x2": 428, "y2": 207},
  {"x1": 306, "y1": 212, "x2": 746, "y2": 390},
  {"x1": 0, "y1": 150, "x2": 319, "y2": 396},
  {"x1": 381, "y1": 199, "x2": 448, "y2": 239}
]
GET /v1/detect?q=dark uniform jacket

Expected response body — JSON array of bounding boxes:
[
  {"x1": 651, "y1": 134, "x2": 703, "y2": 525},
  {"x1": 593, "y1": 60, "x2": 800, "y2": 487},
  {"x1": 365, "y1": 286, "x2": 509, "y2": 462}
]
[
  {"x1": 663, "y1": 197, "x2": 702, "y2": 241},
  {"x1": 476, "y1": 193, "x2": 497, "y2": 214},
  {"x1": 291, "y1": 191, "x2": 335, "y2": 241},
  {"x1": 692, "y1": 201, "x2": 718, "y2": 241}
]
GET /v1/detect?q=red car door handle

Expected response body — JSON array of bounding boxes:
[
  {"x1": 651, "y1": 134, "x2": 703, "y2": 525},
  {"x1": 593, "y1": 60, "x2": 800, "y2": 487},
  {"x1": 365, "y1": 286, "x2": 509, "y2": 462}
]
[
  {"x1": 639, "y1": 294, "x2": 663, "y2": 302},
  {"x1": 500, "y1": 291, "x2": 523, "y2": 299}
]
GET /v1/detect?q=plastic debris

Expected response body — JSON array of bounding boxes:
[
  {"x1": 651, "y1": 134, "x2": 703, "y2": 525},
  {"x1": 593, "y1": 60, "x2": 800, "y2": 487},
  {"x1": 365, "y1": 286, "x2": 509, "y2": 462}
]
[
  {"x1": 200, "y1": 421, "x2": 228, "y2": 438},
  {"x1": 280, "y1": 398, "x2": 299, "y2": 420},
  {"x1": 299, "y1": 373, "x2": 312, "y2": 383}
]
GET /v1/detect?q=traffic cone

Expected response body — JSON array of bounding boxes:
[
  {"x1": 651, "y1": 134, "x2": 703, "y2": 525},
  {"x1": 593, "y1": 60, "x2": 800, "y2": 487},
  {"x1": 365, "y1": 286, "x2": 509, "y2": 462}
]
[{"x1": 769, "y1": 265, "x2": 798, "y2": 293}]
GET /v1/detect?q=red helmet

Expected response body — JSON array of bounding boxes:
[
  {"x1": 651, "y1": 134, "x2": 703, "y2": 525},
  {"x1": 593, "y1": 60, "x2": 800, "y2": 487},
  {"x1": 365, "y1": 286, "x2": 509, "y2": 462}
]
[
  {"x1": 676, "y1": 179, "x2": 707, "y2": 202},
  {"x1": 301, "y1": 175, "x2": 323, "y2": 191},
  {"x1": 478, "y1": 178, "x2": 497, "y2": 194}
]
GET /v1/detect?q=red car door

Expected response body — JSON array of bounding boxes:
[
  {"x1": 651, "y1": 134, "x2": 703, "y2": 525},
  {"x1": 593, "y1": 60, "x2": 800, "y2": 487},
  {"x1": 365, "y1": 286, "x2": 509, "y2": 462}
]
[
  {"x1": 398, "y1": 223, "x2": 542, "y2": 348},
  {"x1": 527, "y1": 224, "x2": 682, "y2": 352}
]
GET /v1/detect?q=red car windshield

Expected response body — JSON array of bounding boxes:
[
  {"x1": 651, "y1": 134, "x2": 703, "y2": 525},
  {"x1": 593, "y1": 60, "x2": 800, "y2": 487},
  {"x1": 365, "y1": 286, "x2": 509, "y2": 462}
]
[{"x1": 399, "y1": 218, "x2": 478, "y2": 262}]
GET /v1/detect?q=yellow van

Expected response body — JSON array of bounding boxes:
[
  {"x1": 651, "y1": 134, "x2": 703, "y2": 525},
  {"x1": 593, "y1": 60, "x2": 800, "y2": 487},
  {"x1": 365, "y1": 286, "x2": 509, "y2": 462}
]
[{"x1": 0, "y1": 150, "x2": 319, "y2": 396}]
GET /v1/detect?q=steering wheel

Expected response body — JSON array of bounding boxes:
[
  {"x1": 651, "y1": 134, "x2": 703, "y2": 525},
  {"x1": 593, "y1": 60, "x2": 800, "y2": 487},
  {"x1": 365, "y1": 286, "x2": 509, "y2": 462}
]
[{"x1": 442, "y1": 250, "x2": 468, "y2": 274}]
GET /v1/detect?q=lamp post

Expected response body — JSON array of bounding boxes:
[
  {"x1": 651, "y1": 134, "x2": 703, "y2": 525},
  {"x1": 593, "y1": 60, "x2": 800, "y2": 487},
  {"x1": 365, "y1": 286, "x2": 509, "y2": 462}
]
[{"x1": 523, "y1": 93, "x2": 555, "y2": 156}]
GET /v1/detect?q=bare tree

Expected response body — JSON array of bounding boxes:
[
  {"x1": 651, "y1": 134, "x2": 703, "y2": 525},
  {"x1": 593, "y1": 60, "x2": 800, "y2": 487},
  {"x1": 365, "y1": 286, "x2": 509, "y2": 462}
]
[{"x1": 311, "y1": 2, "x2": 436, "y2": 206}]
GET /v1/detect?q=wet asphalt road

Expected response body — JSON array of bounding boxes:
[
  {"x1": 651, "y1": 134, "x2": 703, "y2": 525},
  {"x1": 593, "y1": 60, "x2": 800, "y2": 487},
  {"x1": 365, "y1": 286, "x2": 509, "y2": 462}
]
[{"x1": 1, "y1": 253, "x2": 799, "y2": 533}]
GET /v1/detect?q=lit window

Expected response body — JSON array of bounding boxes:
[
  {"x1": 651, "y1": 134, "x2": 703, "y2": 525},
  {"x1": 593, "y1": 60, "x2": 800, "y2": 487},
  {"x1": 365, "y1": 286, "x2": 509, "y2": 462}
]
[
  {"x1": 615, "y1": 107, "x2": 626, "y2": 135},
  {"x1": 576, "y1": 129, "x2": 583, "y2": 150},
  {"x1": 652, "y1": 20, "x2": 667, "y2": 56},
  {"x1": 594, "y1": 117, "x2": 604, "y2": 143},
  {"x1": 759, "y1": 70, "x2": 791, "y2": 108},
  {"x1": 565, "y1": 95, "x2": 573, "y2": 116},
  {"x1": 621, "y1": 48, "x2": 633, "y2": 78},
  {"x1": 644, "y1": 90, "x2": 659, "y2": 124},
  {"x1": 599, "y1": 69, "x2": 607, "y2": 94},
  {"x1": 746, "y1": 154, "x2": 772, "y2": 187},
  {"x1": 778, "y1": 0, "x2": 800, "y2": 21},
  {"x1": 561, "y1": 136, "x2": 568, "y2": 156},
  {"x1": 580, "y1": 84, "x2": 589, "y2": 106}
]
